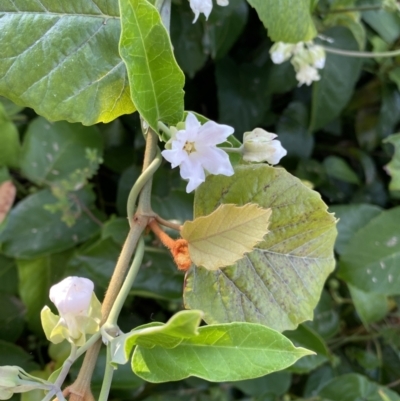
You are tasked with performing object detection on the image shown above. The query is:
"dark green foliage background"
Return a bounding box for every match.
[1,0,400,399]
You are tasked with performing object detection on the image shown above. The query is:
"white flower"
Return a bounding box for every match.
[189,0,213,22]
[307,44,326,69]
[42,276,101,345]
[243,128,287,164]
[50,276,93,317]
[269,42,296,64]
[162,113,234,193]
[294,64,321,86]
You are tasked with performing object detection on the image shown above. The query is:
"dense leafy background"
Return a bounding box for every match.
[1,0,400,399]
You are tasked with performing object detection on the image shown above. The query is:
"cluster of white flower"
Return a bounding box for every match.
[270,41,326,86]
[162,113,287,193]
[189,0,229,23]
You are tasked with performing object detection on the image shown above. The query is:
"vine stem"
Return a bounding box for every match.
[323,47,400,58]
[68,130,160,401]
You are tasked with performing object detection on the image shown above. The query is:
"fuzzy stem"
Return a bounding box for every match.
[106,236,145,326]
[323,47,400,58]
[148,219,176,249]
[155,215,182,231]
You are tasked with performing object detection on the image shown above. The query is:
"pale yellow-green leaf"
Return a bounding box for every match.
[181,203,271,271]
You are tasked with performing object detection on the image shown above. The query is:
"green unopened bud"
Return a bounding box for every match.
[41,277,102,346]
[243,128,287,165]
[0,366,51,400]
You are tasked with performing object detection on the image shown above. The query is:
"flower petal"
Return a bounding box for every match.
[162,149,187,168]
[196,146,234,176]
[198,121,234,146]
[180,157,205,193]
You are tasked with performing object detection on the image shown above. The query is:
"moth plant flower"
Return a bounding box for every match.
[0,366,52,400]
[41,276,102,346]
[189,0,229,23]
[162,112,234,193]
[270,41,326,86]
[243,128,287,165]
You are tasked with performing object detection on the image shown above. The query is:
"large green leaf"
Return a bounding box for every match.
[338,207,400,295]
[111,310,203,364]
[0,0,135,125]
[20,117,103,185]
[0,188,101,259]
[119,0,185,132]
[184,165,337,332]
[0,340,39,372]
[330,204,382,255]
[132,322,313,382]
[348,284,389,325]
[0,294,25,342]
[246,0,316,43]
[310,27,363,131]
[318,373,400,401]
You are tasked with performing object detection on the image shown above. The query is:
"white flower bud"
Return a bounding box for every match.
[0,366,51,400]
[50,276,94,317]
[269,42,296,64]
[189,0,213,23]
[307,44,326,69]
[216,0,229,5]
[42,276,101,346]
[243,128,287,165]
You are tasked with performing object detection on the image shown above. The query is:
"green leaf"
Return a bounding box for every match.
[184,164,337,332]
[338,207,400,295]
[119,0,185,132]
[0,340,39,372]
[384,133,400,193]
[233,372,291,398]
[17,252,70,335]
[318,373,400,401]
[323,156,361,185]
[132,322,313,382]
[170,2,207,78]
[284,324,330,374]
[246,0,316,43]
[0,294,25,342]
[182,204,271,271]
[111,310,203,364]
[362,9,400,44]
[0,188,101,258]
[348,284,389,325]
[307,290,340,340]
[330,204,382,254]
[276,101,314,160]
[206,0,249,60]
[0,105,21,168]
[215,58,270,134]
[20,117,103,186]
[0,255,18,295]
[0,1,135,125]
[310,27,363,131]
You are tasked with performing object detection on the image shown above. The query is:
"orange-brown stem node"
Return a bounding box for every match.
[148,219,192,271]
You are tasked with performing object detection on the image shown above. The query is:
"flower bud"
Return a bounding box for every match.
[269,42,296,64]
[0,366,51,400]
[307,44,326,69]
[243,129,287,165]
[41,277,102,346]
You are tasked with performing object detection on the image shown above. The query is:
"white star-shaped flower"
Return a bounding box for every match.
[162,113,234,193]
